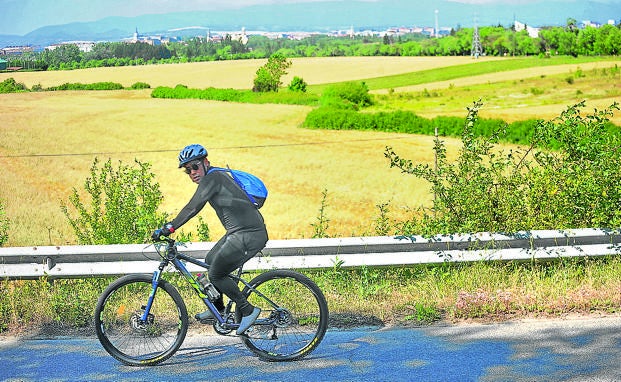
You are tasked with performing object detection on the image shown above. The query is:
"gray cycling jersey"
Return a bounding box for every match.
[170,167,266,233]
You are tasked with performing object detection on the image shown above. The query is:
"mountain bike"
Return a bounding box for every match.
[94,236,329,366]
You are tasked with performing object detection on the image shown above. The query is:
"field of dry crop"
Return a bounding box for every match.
[1,56,617,246]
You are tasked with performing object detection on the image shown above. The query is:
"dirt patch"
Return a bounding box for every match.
[1,310,616,340]
[328,312,385,329]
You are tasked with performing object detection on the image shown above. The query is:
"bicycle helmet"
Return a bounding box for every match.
[178,144,207,168]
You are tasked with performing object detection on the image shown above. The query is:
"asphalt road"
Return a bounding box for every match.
[1,315,620,381]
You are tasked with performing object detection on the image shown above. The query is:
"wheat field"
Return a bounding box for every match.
[0,56,502,89]
[0,88,462,246]
[0,56,614,246]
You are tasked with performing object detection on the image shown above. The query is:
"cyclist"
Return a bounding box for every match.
[152,144,267,335]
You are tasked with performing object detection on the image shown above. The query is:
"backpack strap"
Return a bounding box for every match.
[225,165,259,207]
[207,165,259,207]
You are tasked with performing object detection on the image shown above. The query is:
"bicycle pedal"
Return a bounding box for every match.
[194,312,215,324]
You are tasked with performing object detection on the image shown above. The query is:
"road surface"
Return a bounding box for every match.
[1,315,620,381]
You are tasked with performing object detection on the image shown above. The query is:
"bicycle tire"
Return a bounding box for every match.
[94,274,188,366]
[237,269,329,361]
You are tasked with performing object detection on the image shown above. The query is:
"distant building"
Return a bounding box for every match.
[514,20,540,38]
[46,41,95,52]
[0,46,34,55]
[581,20,602,28]
[229,27,249,45]
[124,27,166,45]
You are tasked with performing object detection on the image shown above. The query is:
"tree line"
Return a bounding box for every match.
[2,19,620,71]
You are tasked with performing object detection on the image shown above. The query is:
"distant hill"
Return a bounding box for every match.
[0,0,618,48]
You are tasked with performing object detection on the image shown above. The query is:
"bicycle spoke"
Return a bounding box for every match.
[95,275,188,366]
[240,270,328,361]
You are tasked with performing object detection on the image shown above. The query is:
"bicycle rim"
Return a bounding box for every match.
[94,274,188,366]
[239,269,329,361]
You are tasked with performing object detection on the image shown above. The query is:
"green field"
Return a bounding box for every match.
[1,56,620,247]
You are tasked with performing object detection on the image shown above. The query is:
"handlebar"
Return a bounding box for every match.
[152,236,178,260]
[153,236,176,245]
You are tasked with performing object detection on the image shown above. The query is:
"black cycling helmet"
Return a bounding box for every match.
[178,144,207,168]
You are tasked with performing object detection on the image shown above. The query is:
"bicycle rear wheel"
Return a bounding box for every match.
[238,269,329,361]
[94,274,188,366]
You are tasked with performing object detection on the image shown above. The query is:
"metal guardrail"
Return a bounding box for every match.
[1,228,620,279]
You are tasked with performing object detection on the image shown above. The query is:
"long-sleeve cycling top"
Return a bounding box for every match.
[170,167,265,234]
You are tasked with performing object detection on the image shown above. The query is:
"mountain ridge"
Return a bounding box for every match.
[0,0,618,48]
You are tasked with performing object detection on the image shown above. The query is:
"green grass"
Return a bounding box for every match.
[2,256,620,334]
[370,65,621,116]
[315,256,621,324]
[307,56,618,93]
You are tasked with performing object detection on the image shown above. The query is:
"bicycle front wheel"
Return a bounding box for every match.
[238,269,329,361]
[94,274,188,366]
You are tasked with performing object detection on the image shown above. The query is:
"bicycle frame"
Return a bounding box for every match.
[95,237,329,365]
[142,239,280,329]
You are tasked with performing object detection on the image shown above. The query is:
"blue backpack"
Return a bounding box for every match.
[208,166,267,208]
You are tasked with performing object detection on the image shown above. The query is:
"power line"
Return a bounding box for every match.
[0,136,416,159]
[0,148,179,159]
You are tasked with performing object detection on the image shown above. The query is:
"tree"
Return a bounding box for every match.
[252,53,292,92]
[515,30,539,55]
[41,44,82,69]
[577,26,598,55]
[594,24,621,55]
[566,18,579,33]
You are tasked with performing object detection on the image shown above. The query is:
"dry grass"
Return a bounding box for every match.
[1,56,617,247]
[0,56,502,89]
[0,88,462,246]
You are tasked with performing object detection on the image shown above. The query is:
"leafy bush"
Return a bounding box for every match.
[320,81,373,110]
[386,100,621,235]
[60,158,167,244]
[47,82,124,91]
[130,82,151,89]
[303,103,621,147]
[150,85,319,105]
[0,199,8,246]
[288,76,308,92]
[0,77,28,93]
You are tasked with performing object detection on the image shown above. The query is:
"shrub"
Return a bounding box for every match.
[320,81,372,110]
[130,82,150,89]
[288,76,307,92]
[386,100,621,235]
[530,87,544,95]
[60,158,168,244]
[47,82,123,91]
[303,107,367,130]
[0,77,28,93]
[150,85,319,106]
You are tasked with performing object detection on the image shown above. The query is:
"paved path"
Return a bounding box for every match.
[1,315,620,381]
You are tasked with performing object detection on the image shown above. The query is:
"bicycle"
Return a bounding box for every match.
[94,236,329,366]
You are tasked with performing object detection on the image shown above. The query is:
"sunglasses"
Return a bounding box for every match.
[183,161,202,174]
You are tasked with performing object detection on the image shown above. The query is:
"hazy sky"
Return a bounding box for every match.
[0,0,618,35]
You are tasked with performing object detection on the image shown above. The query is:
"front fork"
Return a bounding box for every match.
[140,261,166,322]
